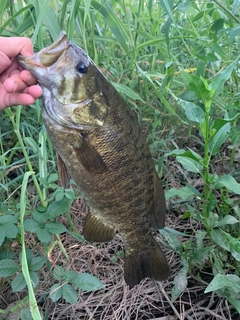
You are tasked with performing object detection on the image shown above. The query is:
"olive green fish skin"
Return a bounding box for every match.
[18,31,170,286]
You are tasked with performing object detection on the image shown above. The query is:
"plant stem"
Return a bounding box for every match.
[202,106,211,231]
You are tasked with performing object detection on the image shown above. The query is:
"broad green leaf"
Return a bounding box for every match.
[171,261,188,302]
[192,246,215,264]
[50,284,63,302]
[0,259,19,277]
[230,241,240,261]
[20,308,33,320]
[4,223,18,239]
[29,271,39,288]
[177,0,191,11]
[167,149,186,156]
[74,273,104,292]
[176,156,203,173]
[20,248,33,266]
[0,251,15,260]
[210,229,231,251]
[24,219,40,232]
[36,228,52,243]
[195,230,207,248]
[215,175,240,194]
[215,215,239,227]
[162,227,190,237]
[180,72,214,102]
[211,116,240,131]
[47,173,58,184]
[227,25,240,42]
[65,189,75,200]
[210,18,224,32]
[227,297,240,314]
[167,148,202,161]
[0,215,18,224]
[29,256,45,271]
[160,229,182,251]
[55,189,65,201]
[178,100,205,124]
[12,270,38,292]
[210,56,240,96]
[11,272,26,292]
[32,208,48,224]
[45,222,67,234]
[165,186,196,200]
[53,266,65,281]
[46,198,72,219]
[112,82,144,102]
[208,123,230,155]
[65,270,78,283]
[205,274,240,293]
[62,283,78,304]
[0,227,5,246]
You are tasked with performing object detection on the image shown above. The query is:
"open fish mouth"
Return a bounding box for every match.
[18,31,69,69]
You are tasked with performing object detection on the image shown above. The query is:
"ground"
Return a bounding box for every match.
[0,196,238,320]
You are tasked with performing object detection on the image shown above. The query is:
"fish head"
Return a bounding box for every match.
[18,31,99,104]
[18,31,108,129]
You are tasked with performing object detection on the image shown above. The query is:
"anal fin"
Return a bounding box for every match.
[83,212,115,242]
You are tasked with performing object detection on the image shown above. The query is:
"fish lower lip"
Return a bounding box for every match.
[17,54,37,69]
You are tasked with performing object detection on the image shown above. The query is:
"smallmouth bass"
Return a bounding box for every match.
[18,31,170,286]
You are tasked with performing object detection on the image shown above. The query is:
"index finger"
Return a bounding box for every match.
[0,36,34,58]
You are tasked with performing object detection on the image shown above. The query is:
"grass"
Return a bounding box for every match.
[0,0,240,319]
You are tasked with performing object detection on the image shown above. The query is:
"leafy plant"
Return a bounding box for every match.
[24,197,72,243]
[164,59,240,306]
[0,248,45,292]
[49,265,104,304]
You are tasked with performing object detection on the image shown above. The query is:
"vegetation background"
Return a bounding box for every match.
[0,0,240,319]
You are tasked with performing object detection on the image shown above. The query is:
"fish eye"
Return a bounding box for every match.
[76,62,88,74]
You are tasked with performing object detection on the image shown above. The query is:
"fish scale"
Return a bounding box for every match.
[18,31,170,286]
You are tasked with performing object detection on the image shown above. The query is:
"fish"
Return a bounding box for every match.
[18,31,170,286]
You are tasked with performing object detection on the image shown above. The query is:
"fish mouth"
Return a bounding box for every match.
[18,30,69,69]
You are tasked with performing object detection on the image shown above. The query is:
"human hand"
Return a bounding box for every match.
[0,36,42,110]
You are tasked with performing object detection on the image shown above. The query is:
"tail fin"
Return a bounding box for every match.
[124,240,170,286]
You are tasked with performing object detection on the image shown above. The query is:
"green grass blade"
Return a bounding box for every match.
[91,0,131,53]
[20,172,42,320]
[30,0,61,44]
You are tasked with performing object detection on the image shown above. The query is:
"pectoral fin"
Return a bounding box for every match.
[57,153,70,188]
[83,212,115,242]
[71,137,106,174]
